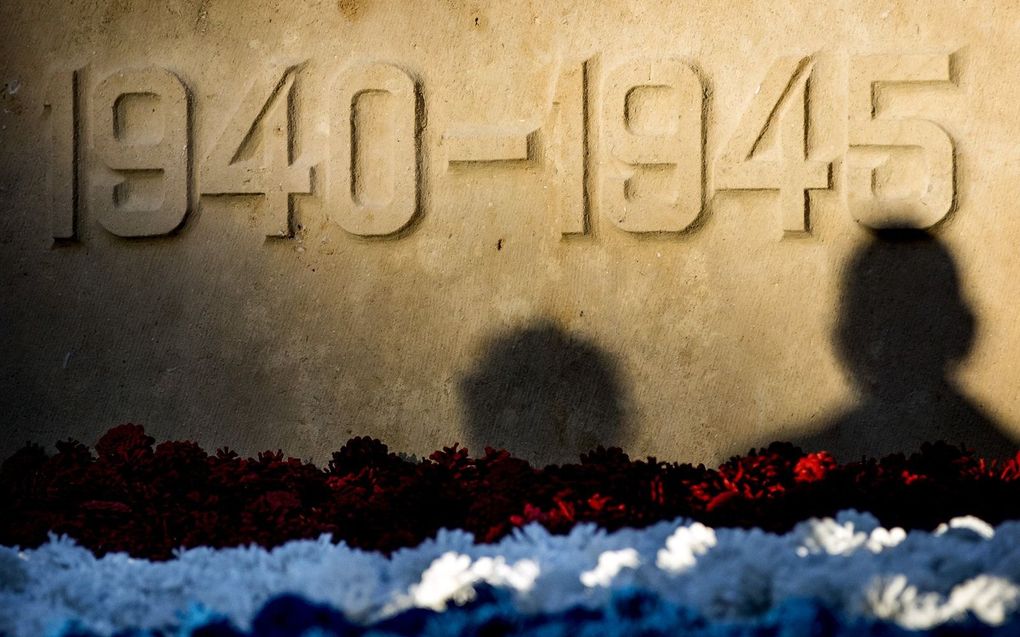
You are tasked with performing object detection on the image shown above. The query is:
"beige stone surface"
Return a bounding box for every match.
[1,0,1019,465]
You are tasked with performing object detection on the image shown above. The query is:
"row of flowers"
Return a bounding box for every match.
[5,512,1020,636]
[51,591,1020,637]
[4,425,1020,558]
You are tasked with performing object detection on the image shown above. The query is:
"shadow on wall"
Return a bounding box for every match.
[458,321,631,466]
[788,229,1017,461]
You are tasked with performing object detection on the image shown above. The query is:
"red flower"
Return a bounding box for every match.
[2,425,1019,559]
[795,452,837,483]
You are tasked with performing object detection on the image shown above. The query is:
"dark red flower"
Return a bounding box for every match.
[795,452,837,483]
[2,425,1019,559]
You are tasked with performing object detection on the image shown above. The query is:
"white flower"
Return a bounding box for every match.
[7,514,1020,637]
[935,516,996,540]
[580,549,640,587]
[409,552,476,610]
[407,552,540,611]
[656,522,716,572]
[867,574,1020,629]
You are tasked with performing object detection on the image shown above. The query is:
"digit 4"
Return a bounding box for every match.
[202,63,313,237]
[715,56,831,235]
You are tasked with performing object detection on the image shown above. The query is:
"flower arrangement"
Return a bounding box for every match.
[6,511,1020,636]
[3,424,1020,558]
[4,425,1020,636]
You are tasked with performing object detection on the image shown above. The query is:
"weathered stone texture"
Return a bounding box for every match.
[1,1,1018,464]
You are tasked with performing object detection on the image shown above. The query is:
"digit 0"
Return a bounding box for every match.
[327,62,420,237]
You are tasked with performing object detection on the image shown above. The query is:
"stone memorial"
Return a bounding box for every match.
[1,0,1018,464]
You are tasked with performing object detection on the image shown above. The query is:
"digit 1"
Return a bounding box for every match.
[44,69,80,240]
[545,59,590,237]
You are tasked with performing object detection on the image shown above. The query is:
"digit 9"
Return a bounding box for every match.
[90,67,190,237]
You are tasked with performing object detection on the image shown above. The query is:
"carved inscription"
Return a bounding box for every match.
[544,61,589,236]
[445,126,536,165]
[328,63,420,237]
[847,54,956,229]
[90,68,190,237]
[43,69,80,240]
[42,52,961,245]
[715,57,831,234]
[202,63,312,238]
[444,59,590,236]
[601,58,704,233]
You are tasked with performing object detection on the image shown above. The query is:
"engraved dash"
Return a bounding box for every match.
[445,124,537,165]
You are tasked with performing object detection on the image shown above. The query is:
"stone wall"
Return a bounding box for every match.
[1,0,1018,464]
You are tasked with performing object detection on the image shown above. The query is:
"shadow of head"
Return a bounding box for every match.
[761,227,1018,461]
[837,229,975,399]
[458,321,629,464]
